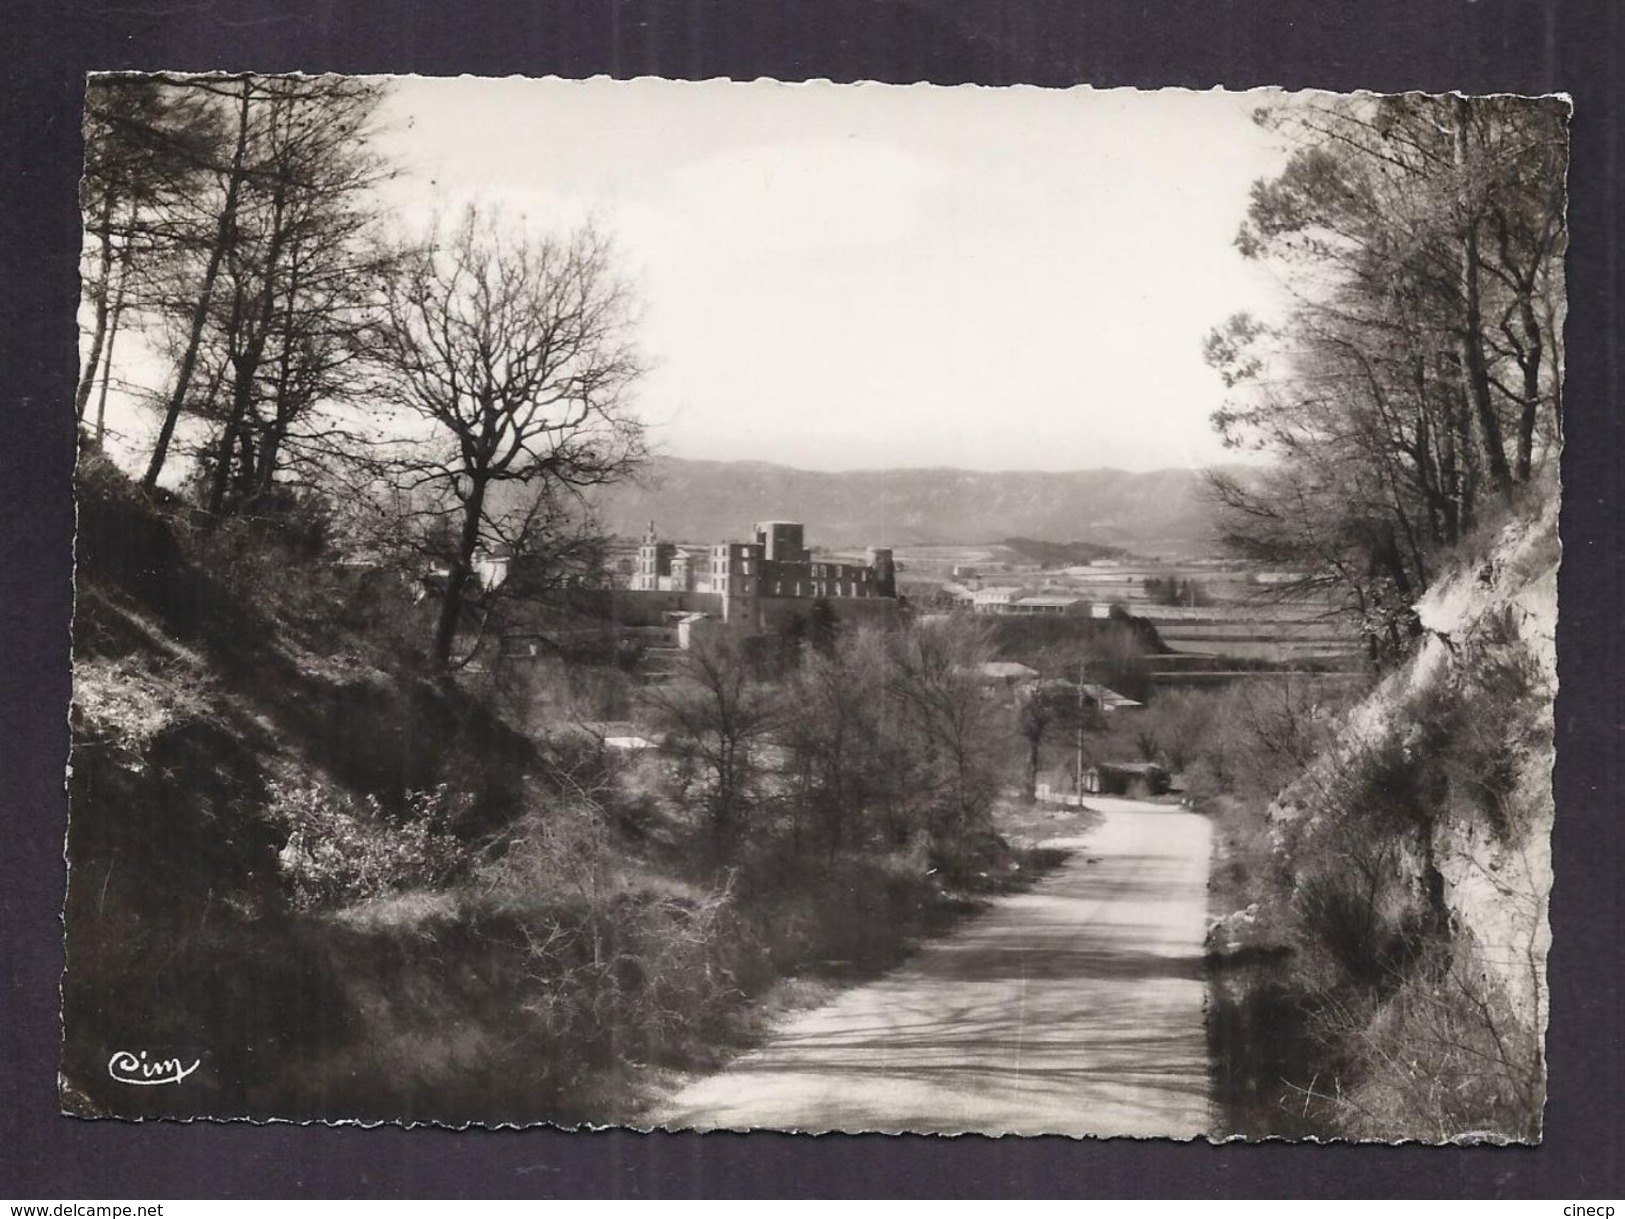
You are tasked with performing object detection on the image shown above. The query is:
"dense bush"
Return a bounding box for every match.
[1318,940,1544,1142]
[269,779,467,911]
[464,800,754,1081]
[1142,575,1211,607]
[1409,617,1550,843]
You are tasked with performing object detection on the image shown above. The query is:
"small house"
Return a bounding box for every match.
[1080,683,1143,714]
[671,611,713,650]
[1081,761,1171,798]
[972,586,1027,613]
[976,661,1040,686]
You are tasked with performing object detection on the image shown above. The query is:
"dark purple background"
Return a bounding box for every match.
[3,0,1620,1199]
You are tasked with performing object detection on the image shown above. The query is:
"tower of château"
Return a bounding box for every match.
[634,520,675,590]
[867,547,896,598]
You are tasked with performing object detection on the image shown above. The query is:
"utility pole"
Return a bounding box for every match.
[1076,658,1087,797]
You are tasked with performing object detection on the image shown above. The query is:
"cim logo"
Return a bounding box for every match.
[107,1050,200,1087]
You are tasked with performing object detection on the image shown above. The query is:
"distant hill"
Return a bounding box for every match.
[587,458,1227,556]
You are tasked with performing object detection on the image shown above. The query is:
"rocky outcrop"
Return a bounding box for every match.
[1270,497,1557,1028]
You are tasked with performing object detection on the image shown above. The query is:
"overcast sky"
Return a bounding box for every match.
[370,78,1293,473]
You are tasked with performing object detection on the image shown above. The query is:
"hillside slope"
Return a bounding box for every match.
[65,456,548,1118]
[63,456,1048,1125]
[584,457,1226,553]
[1255,496,1558,1140]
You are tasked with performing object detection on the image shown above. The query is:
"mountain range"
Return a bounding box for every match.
[588,457,1231,556]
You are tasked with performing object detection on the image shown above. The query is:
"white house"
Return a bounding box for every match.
[972,586,1027,613]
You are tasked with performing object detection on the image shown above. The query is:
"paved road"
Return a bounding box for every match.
[653,797,1214,1137]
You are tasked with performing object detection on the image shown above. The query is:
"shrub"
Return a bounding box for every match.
[470,799,754,1074]
[269,779,466,911]
[73,655,213,756]
[189,486,337,596]
[1409,621,1550,844]
[1293,859,1430,992]
[1211,628,1550,1139]
[1314,940,1544,1142]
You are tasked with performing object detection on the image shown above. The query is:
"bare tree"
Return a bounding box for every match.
[372,207,646,667]
[885,618,1007,861]
[1012,644,1102,799]
[642,632,781,857]
[783,625,901,859]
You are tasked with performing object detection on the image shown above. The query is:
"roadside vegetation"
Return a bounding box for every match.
[66,73,1076,1123]
[66,77,1562,1138]
[1194,93,1564,1142]
[68,450,1069,1123]
[1197,512,1555,1142]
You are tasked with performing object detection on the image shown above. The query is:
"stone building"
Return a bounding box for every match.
[630,519,896,625]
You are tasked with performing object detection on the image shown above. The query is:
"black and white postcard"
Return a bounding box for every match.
[64,76,1565,1140]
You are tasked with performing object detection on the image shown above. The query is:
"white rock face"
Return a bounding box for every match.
[1270,497,1557,1029]
[1417,502,1558,1030]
